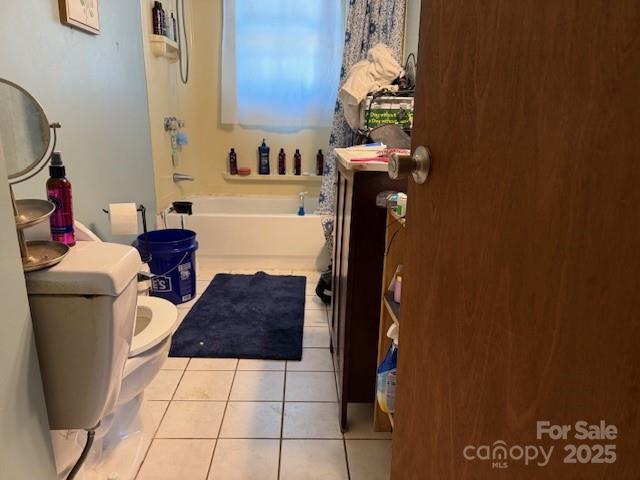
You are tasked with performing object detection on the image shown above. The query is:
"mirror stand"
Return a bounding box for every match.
[1,78,69,272]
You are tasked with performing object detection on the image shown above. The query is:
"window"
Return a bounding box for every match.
[221,0,343,129]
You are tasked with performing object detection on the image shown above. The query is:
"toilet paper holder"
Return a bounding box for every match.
[102,204,152,263]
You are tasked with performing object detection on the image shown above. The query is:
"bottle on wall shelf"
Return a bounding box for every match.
[228,147,238,175]
[171,13,177,42]
[278,148,286,175]
[164,8,173,39]
[293,149,302,176]
[46,152,75,247]
[165,12,173,41]
[152,1,164,35]
[316,149,324,176]
[258,139,270,175]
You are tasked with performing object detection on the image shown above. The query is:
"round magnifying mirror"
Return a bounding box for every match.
[0,78,51,182]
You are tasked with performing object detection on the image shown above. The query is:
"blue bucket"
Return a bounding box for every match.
[135,229,198,305]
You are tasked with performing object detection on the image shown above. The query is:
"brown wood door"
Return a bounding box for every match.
[392,1,640,478]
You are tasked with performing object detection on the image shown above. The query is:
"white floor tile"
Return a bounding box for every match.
[280,440,349,480]
[287,348,334,372]
[137,439,215,480]
[283,403,342,439]
[145,370,182,401]
[285,372,337,402]
[156,401,225,439]
[237,359,286,371]
[344,403,392,439]
[306,295,329,310]
[209,439,279,480]
[297,270,321,284]
[229,371,285,401]
[303,326,331,348]
[261,269,294,275]
[176,280,211,310]
[220,402,282,438]
[145,400,170,435]
[161,357,189,371]
[175,309,190,328]
[173,370,234,401]
[346,440,392,480]
[187,358,238,371]
[197,261,228,279]
[304,309,328,326]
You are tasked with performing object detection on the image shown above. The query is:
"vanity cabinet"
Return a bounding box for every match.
[330,149,406,430]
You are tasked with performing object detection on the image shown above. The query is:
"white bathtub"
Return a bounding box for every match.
[164,195,330,270]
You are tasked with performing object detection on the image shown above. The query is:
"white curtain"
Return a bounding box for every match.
[221,0,344,129]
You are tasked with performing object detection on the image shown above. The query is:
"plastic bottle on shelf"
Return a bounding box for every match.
[152,1,164,35]
[316,149,324,176]
[228,148,238,175]
[278,148,286,175]
[293,149,302,176]
[258,139,270,175]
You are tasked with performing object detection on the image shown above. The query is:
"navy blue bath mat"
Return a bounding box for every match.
[169,272,306,360]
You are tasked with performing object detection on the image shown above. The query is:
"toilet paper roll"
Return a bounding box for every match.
[109,203,139,235]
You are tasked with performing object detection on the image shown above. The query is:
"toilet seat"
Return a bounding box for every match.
[130,296,178,357]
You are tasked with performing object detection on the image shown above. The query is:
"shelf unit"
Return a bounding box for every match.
[373,208,406,432]
[149,34,178,62]
[383,291,401,325]
[221,172,323,183]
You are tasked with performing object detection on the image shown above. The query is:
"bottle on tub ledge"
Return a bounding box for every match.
[293,149,302,176]
[278,148,286,175]
[258,138,270,175]
[228,147,238,175]
[316,149,324,176]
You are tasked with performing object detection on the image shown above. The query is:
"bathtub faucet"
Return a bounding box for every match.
[173,173,194,183]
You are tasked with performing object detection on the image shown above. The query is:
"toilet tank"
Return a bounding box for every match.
[25,241,142,430]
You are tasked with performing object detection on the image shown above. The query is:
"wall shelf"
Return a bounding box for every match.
[373,209,407,433]
[383,292,401,325]
[149,34,178,62]
[389,208,406,227]
[221,172,323,183]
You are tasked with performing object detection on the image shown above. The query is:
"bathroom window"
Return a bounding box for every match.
[221,0,344,129]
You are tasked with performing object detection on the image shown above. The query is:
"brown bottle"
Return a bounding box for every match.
[278,148,286,175]
[293,149,302,176]
[316,149,324,176]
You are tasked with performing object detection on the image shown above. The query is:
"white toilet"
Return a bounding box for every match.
[26,237,178,479]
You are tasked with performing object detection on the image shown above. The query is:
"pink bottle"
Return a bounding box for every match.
[46,152,75,246]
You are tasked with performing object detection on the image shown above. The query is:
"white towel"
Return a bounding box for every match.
[339,44,404,129]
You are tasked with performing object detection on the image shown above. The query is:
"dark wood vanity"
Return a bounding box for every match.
[330,148,407,430]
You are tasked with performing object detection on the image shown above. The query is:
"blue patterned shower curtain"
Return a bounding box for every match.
[317,0,407,250]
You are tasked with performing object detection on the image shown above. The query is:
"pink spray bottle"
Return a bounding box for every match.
[46,152,75,246]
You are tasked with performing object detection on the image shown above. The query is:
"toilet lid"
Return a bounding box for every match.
[131,296,178,356]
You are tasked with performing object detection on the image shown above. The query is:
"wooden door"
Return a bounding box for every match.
[392,1,640,478]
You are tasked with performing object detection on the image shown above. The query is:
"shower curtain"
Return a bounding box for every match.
[317,0,407,250]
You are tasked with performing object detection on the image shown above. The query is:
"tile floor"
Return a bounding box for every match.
[136,264,392,480]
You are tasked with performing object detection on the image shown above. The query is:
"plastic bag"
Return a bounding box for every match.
[376,343,397,414]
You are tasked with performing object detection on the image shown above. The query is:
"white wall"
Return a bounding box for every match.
[404,0,421,59]
[0,158,57,478]
[0,0,156,242]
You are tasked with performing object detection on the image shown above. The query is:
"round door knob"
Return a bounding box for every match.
[388,146,431,184]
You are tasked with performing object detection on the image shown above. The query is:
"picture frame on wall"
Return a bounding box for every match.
[58,0,101,35]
